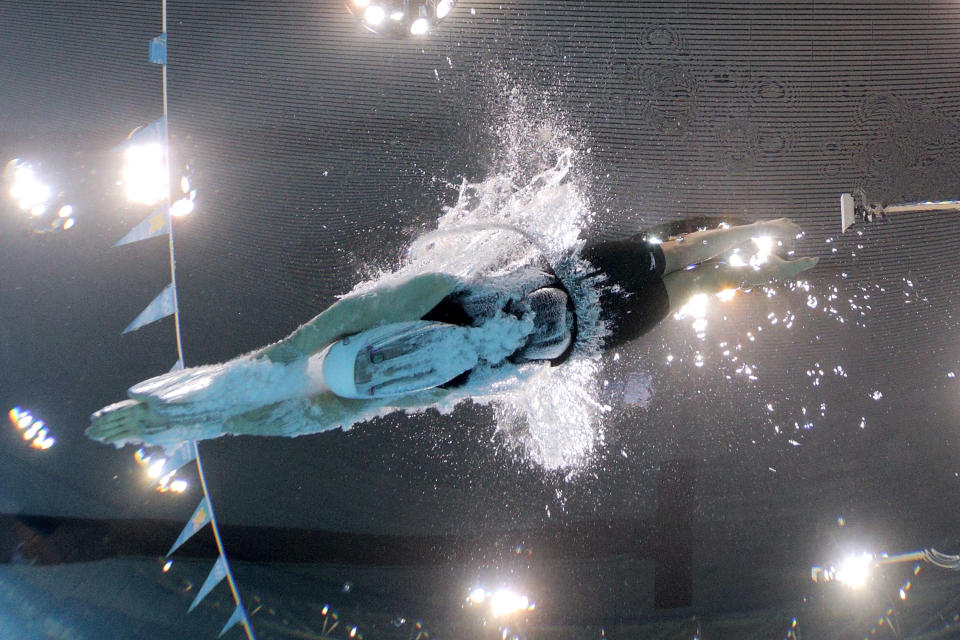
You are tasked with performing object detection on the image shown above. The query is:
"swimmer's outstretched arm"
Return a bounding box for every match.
[256,272,463,363]
[663,253,818,307]
[659,218,803,274]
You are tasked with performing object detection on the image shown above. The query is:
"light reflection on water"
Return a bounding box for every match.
[7,406,55,450]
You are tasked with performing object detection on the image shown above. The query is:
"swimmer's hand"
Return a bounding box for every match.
[742,254,819,287]
[754,217,804,240]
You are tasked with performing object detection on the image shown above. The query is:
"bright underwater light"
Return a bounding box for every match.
[8,407,55,450]
[467,585,535,618]
[468,587,487,604]
[835,552,873,589]
[489,589,530,618]
[811,552,874,589]
[410,17,429,34]
[813,548,960,590]
[118,128,197,217]
[346,0,456,37]
[3,159,78,233]
[363,5,386,25]
[134,447,188,494]
[5,159,52,213]
[171,198,195,217]
[123,143,168,205]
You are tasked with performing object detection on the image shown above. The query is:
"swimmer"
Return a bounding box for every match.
[86,218,817,448]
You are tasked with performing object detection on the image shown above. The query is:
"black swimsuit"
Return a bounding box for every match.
[579,235,670,350]
[422,265,577,367]
[422,235,669,373]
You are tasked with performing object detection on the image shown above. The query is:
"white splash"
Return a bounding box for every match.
[346,96,607,470]
[399,151,606,470]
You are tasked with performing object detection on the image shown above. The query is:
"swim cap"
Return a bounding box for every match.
[514,287,574,362]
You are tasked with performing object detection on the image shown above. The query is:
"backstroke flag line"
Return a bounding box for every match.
[168,497,212,557]
[164,440,197,475]
[220,605,250,638]
[123,283,175,334]
[190,556,228,612]
[114,206,170,247]
[110,14,256,639]
[129,116,165,145]
[111,116,166,151]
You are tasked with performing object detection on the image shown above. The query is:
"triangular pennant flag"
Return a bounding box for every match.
[149,33,167,65]
[128,117,166,145]
[113,117,166,151]
[170,359,184,372]
[114,206,169,247]
[163,441,196,475]
[218,604,249,637]
[190,556,228,612]
[123,283,175,334]
[167,497,212,557]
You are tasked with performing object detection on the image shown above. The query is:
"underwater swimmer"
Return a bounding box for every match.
[87,218,817,448]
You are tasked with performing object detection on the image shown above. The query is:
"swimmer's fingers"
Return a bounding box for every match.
[739,255,817,288]
[765,254,818,280]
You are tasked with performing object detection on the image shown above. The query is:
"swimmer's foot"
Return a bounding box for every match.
[743,254,818,286]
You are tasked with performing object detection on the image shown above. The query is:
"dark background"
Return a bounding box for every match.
[2,1,960,638]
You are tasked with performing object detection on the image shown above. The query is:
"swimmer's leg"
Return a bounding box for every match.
[660,218,802,274]
[663,254,818,307]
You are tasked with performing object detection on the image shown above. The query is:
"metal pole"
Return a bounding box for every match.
[882,202,960,215]
[875,550,927,566]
